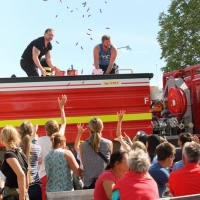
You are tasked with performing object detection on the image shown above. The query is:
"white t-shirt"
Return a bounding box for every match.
[37,126,65,179]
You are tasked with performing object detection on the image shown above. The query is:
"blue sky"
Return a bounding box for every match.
[0,0,171,87]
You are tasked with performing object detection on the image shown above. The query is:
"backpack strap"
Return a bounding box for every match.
[86,140,109,164]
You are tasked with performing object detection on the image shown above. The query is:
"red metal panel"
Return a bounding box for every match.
[0,84,152,143]
[0,86,150,120]
[192,81,200,134]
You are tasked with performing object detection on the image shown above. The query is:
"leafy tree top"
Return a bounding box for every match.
[157,0,200,73]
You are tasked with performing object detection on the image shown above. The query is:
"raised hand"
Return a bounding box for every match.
[193,135,200,144]
[117,110,126,121]
[122,132,130,141]
[33,124,39,139]
[114,134,123,142]
[58,95,67,109]
[77,123,87,135]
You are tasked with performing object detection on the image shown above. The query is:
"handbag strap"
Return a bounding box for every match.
[86,140,109,164]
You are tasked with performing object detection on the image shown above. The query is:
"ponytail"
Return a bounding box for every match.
[105,163,112,170]
[19,121,32,160]
[20,133,31,183]
[105,150,128,171]
[19,121,33,183]
[21,135,31,161]
[50,134,55,143]
[88,118,103,152]
[91,131,101,152]
[50,132,66,149]
[9,140,21,152]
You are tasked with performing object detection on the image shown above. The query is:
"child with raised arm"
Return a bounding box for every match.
[115,110,133,151]
[72,124,86,190]
[37,95,67,200]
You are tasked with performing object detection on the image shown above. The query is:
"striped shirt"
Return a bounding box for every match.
[29,139,42,185]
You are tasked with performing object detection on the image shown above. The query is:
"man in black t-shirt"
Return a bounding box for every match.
[20,28,60,77]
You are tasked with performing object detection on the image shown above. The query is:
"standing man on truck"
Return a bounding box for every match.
[20,28,60,77]
[93,35,118,74]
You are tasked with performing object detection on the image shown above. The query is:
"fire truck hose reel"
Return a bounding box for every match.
[177,88,187,116]
[168,87,182,115]
[168,87,187,117]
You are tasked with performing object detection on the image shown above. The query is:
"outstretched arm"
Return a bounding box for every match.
[74,124,87,153]
[58,95,67,135]
[116,110,126,137]
[106,46,118,74]
[45,50,60,72]
[115,135,131,152]
[32,46,46,76]
[123,132,133,146]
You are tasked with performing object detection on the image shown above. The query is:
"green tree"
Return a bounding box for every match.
[157,0,200,73]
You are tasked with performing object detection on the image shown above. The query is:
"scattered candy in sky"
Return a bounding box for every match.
[50,1,112,47]
[82,2,87,7]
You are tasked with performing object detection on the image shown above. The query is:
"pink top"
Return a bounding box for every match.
[94,169,116,200]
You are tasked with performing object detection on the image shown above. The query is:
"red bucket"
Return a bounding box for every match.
[55,70,67,76]
[67,70,78,76]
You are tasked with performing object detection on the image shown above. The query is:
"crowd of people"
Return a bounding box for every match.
[1,95,200,200]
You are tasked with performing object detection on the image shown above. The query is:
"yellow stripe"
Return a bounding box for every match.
[0,113,151,127]
[43,67,51,70]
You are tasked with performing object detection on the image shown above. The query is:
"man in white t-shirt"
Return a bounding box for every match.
[37,95,67,200]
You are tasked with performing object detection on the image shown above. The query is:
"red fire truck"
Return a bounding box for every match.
[0,73,153,146]
[151,64,200,137]
[1,64,200,148]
